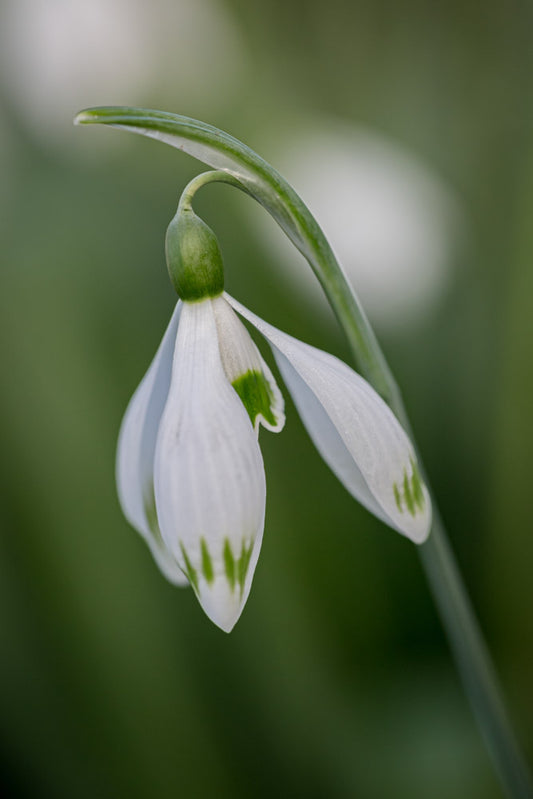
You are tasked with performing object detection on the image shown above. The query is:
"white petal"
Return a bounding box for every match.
[116,302,188,585]
[226,293,431,543]
[154,299,266,632]
[211,295,284,433]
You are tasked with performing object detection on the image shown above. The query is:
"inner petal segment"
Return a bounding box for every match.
[212,296,284,433]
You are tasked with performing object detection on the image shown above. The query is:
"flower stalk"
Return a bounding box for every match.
[75,106,532,797]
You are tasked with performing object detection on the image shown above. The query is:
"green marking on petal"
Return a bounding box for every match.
[393,482,403,513]
[403,469,416,516]
[201,538,214,584]
[144,486,158,533]
[237,541,253,594]
[409,457,425,511]
[232,370,277,428]
[224,539,236,591]
[180,543,199,593]
[143,484,166,546]
[394,463,426,517]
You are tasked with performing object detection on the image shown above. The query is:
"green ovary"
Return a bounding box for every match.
[232,370,277,428]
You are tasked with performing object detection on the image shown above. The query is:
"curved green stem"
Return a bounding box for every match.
[421,517,532,798]
[74,106,398,405]
[75,106,532,797]
[178,169,242,212]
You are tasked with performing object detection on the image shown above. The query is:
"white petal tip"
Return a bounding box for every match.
[252,409,286,435]
[177,536,257,633]
[197,577,248,633]
[405,518,432,545]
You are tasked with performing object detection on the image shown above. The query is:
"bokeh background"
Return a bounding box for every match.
[1,1,532,797]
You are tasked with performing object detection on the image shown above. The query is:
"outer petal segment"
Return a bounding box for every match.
[116,302,188,584]
[227,294,431,544]
[154,299,267,632]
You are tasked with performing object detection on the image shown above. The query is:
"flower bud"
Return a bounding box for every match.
[165,206,224,301]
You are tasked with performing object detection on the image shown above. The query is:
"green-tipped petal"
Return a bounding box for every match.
[154,299,266,632]
[226,293,431,544]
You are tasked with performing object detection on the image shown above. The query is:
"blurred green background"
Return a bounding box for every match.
[1,1,532,797]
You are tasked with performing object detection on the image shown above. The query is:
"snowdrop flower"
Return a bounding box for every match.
[117,199,431,632]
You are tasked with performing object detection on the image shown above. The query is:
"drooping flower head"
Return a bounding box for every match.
[117,185,431,632]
